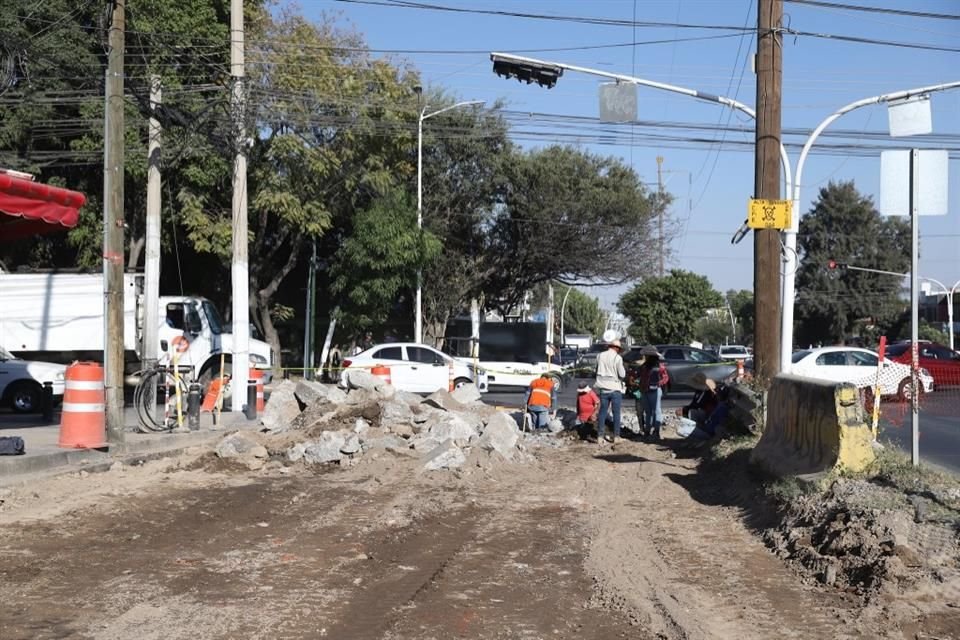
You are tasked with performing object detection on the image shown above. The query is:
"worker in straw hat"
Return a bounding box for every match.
[679,371,719,427]
[594,337,626,447]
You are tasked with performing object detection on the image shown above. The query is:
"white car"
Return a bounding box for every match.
[718,344,751,361]
[790,347,934,399]
[342,343,487,394]
[0,346,66,413]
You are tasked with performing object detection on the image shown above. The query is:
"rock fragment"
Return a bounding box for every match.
[423,439,467,471]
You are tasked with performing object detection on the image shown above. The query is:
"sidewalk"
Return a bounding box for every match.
[0,407,259,486]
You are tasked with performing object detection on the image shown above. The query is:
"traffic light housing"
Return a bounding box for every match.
[491,54,563,89]
[827,260,848,270]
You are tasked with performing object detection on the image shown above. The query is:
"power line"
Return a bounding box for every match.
[784,0,960,21]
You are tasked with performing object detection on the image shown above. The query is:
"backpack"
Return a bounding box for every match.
[0,436,26,456]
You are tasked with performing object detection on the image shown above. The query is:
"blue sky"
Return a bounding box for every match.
[288,0,959,310]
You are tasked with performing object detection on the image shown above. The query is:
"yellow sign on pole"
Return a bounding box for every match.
[747,198,792,230]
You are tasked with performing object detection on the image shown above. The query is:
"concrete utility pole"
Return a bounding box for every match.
[753,0,783,382]
[656,155,665,277]
[230,0,250,412]
[103,0,125,443]
[143,75,161,402]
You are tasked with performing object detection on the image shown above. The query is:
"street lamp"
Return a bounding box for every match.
[779,80,960,372]
[920,277,960,352]
[415,97,484,344]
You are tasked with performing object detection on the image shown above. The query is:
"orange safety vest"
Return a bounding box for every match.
[527,377,553,409]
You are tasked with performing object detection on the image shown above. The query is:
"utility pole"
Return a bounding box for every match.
[303,240,316,380]
[656,155,665,277]
[143,75,161,410]
[753,0,783,382]
[230,0,250,412]
[103,0,125,443]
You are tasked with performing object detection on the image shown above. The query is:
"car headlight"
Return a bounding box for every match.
[477,367,486,375]
[920,368,931,377]
[249,354,268,365]
[55,371,65,381]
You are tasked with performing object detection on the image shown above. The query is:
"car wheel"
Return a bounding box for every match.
[897,377,924,402]
[9,381,42,414]
[549,375,562,394]
[453,377,473,390]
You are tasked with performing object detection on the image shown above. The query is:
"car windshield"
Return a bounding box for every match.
[202,300,223,335]
[721,346,748,355]
[791,350,811,364]
[0,346,14,360]
[884,344,909,357]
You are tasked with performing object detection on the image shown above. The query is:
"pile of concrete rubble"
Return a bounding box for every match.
[214,369,565,472]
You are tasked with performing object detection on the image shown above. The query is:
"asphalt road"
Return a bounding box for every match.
[877,391,960,473]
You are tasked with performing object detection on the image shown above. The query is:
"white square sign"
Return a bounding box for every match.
[880,149,948,216]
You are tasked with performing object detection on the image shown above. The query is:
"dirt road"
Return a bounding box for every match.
[0,435,947,639]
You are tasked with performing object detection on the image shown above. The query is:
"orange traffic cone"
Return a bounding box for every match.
[201,375,230,412]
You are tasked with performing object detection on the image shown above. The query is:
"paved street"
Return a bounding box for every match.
[877,391,960,473]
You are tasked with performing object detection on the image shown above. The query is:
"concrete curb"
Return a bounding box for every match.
[0,428,241,487]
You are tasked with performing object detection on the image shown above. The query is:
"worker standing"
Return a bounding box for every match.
[525,373,556,430]
[594,338,626,447]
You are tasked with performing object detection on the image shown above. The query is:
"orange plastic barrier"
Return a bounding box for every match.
[448,362,455,392]
[200,374,229,412]
[58,362,106,449]
[371,364,391,386]
[250,368,265,412]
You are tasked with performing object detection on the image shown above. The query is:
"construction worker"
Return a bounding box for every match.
[525,373,556,430]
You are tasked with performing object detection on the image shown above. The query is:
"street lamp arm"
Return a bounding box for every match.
[780,79,960,371]
[421,100,484,122]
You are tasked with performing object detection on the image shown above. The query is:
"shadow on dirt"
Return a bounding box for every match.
[662,445,783,532]
[594,452,682,467]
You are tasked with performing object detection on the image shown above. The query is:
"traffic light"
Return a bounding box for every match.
[491,54,563,89]
[827,260,848,270]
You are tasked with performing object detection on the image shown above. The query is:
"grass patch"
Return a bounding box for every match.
[866,446,960,494]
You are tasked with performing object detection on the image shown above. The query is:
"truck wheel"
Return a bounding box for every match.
[453,377,473,390]
[549,375,562,394]
[9,381,42,414]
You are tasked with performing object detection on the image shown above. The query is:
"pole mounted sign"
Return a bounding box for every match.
[747,198,791,230]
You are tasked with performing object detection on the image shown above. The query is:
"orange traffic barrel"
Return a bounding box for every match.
[371,364,391,386]
[249,368,265,412]
[59,362,106,449]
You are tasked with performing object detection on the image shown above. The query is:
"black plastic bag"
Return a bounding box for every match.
[0,436,26,455]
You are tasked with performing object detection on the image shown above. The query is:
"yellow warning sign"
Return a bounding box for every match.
[748,199,792,230]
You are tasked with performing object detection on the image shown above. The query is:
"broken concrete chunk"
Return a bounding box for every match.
[294,379,347,409]
[478,412,519,460]
[363,435,411,453]
[287,442,306,462]
[422,389,466,413]
[389,423,415,439]
[303,431,346,464]
[380,400,414,430]
[451,383,482,404]
[341,433,362,455]
[342,370,395,400]
[215,432,262,458]
[427,412,478,444]
[260,379,301,433]
[547,418,564,434]
[423,439,467,471]
[354,417,371,434]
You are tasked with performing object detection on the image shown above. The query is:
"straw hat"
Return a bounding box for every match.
[608,339,622,349]
[691,371,717,391]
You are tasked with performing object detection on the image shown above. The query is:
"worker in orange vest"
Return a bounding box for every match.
[525,373,557,430]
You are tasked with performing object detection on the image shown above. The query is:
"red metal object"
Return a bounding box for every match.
[0,172,86,241]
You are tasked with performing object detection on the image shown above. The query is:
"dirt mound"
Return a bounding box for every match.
[763,472,960,601]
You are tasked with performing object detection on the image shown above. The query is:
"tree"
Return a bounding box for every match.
[527,282,606,340]
[726,289,754,342]
[693,315,735,346]
[486,145,662,316]
[794,181,909,346]
[618,269,723,344]
[330,188,440,333]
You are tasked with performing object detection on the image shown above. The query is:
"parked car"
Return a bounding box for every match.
[621,344,739,393]
[0,346,66,413]
[790,346,934,399]
[341,343,487,394]
[550,347,580,369]
[885,341,960,388]
[717,344,751,361]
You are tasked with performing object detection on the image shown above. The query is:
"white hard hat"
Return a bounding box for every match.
[602,329,618,343]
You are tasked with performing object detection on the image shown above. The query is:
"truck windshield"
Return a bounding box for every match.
[203,301,224,335]
[0,346,14,360]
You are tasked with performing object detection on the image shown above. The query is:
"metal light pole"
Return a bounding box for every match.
[780,80,960,372]
[920,277,960,352]
[415,99,484,344]
[559,286,572,346]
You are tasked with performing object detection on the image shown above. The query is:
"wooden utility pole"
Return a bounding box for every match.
[656,155,665,277]
[143,75,161,390]
[103,0,125,443]
[753,0,783,381]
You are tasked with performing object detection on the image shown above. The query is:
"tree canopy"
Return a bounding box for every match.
[794,181,909,346]
[618,269,723,344]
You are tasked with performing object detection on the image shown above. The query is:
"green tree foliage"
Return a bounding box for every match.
[331,189,440,332]
[618,269,723,344]
[693,315,736,346]
[794,181,909,346]
[726,288,754,342]
[418,98,510,344]
[487,146,661,315]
